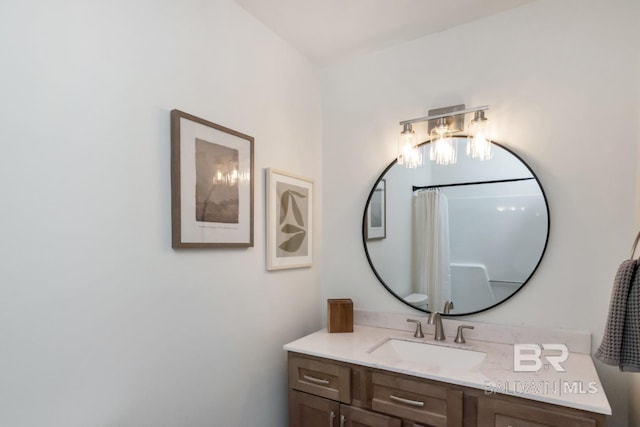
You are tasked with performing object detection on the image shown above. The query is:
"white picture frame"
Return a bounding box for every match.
[266,168,313,270]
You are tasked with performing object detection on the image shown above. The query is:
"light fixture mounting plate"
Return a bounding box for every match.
[427,104,465,134]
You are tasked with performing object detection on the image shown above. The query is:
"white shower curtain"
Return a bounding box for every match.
[413,189,452,311]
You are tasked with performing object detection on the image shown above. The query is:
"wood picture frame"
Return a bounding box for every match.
[365,179,386,240]
[171,109,254,248]
[266,168,313,270]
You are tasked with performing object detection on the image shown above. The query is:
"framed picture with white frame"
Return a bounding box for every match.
[266,168,313,270]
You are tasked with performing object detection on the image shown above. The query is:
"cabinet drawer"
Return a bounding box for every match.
[477,396,598,427]
[289,353,351,403]
[371,372,463,427]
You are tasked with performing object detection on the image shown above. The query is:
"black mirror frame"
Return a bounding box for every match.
[362,138,551,316]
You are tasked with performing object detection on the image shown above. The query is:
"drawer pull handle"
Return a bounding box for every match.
[303,374,330,385]
[340,414,346,427]
[329,411,336,426]
[389,394,425,407]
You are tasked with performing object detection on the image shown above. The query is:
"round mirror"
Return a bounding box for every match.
[363,138,549,315]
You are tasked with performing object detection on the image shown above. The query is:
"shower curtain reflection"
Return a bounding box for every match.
[413,189,451,311]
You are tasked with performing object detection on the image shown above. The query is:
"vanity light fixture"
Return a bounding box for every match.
[397,123,423,168]
[429,117,456,165]
[398,104,492,166]
[467,110,492,161]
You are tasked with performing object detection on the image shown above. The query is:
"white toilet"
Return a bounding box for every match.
[403,293,428,310]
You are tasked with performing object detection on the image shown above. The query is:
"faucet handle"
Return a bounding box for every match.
[454,325,474,344]
[406,319,424,338]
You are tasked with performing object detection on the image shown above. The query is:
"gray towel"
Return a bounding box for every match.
[620,270,640,371]
[594,259,638,369]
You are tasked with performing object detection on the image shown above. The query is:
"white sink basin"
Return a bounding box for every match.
[368,339,486,370]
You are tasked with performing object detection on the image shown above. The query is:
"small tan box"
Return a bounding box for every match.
[327,299,354,333]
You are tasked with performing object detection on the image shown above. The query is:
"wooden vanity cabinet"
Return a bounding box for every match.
[287,352,605,427]
[288,353,459,427]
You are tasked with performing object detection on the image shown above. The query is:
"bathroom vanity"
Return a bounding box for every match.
[284,314,610,427]
[298,115,611,427]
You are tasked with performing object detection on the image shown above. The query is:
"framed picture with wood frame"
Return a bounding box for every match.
[365,179,386,240]
[266,168,313,270]
[171,109,254,248]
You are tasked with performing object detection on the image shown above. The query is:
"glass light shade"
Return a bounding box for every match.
[467,111,493,161]
[397,123,423,168]
[429,121,456,165]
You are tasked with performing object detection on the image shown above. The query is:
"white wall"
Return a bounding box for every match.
[0,1,323,426]
[631,34,640,426]
[321,0,639,425]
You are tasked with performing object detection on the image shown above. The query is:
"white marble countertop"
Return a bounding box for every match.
[284,324,611,415]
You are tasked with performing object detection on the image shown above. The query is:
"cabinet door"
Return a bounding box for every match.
[289,390,340,427]
[340,404,401,427]
[477,396,599,427]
